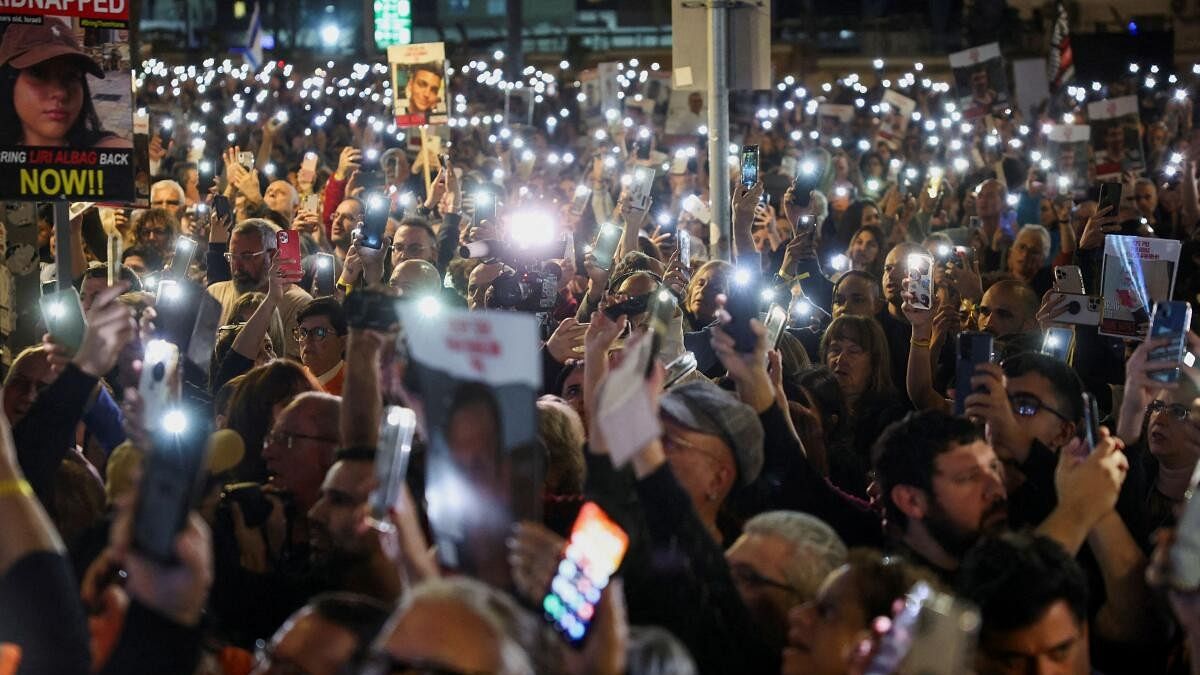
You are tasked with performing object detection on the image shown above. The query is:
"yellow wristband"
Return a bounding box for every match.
[0,479,32,498]
[910,338,932,349]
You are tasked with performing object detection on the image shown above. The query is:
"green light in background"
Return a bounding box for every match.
[375,0,412,49]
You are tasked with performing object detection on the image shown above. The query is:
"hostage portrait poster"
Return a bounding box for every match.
[388,41,449,128]
[0,0,134,202]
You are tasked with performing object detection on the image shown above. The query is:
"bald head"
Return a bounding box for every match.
[980,280,1039,337]
[265,180,300,219]
[390,259,441,296]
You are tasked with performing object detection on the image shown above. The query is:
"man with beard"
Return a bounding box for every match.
[208,219,313,359]
[872,410,1009,581]
[307,448,402,603]
[328,197,363,261]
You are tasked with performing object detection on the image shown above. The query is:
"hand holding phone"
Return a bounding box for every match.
[907,253,934,310]
[40,288,87,357]
[723,268,761,353]
[955,332,994,416]
[741,144,760,188]
[542,503,629,646]
[590,223,623,272]
[275,230,303,279]
[367,406,418,531]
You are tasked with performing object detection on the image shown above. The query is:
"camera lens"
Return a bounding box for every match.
[152,361,166,382]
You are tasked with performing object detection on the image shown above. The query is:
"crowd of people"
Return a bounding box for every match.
[1,43,1200,675]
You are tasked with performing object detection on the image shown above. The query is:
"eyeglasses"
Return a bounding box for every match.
[253,644,315,675]
[661,429,726,464]
[224,250,266,263]
[360,652,490,675]
[293,326,336,342]
[262,430,338,450]
[1009,394,1070,422]
[730,565,800,595]
[392,242,430,256]
[1148,399,1192,421]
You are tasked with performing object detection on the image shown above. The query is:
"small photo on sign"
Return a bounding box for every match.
[388,41,449,128]
[1087,96,1145,180]
[949,42,1011,120]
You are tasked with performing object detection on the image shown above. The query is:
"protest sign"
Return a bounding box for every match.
[1099,234,1181,339]
[0,7,134,202]
[388,41,448,128]
[817,103,854,138]
[876,90,915,150]
[397,303,543,589]
[949,42,1011,119]
[1088,96,1145,179]
[1047,124,1090,192]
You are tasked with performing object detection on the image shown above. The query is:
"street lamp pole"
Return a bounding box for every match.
[707,1,731,261]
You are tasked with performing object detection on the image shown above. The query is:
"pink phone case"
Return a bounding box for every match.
[276,231,302,278]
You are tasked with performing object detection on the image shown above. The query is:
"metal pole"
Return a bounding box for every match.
[54,201,71,293]
[706,1,731,262]
[506,0,524,81]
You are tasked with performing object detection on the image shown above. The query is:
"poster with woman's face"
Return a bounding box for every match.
[1087,96,1145,180]
[388,42,449,128]
[0,7,135,202]
[949,42,1011,120]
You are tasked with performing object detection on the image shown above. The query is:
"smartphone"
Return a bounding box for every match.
[635,140,652,161]
[1098,181,1123,216]
[304,193,320,214]
[670,152,689,175]
[724,269,760,353]
[132,424,207,563]
[139,339,180,426]
[603,293,649,321]
[301,151,318,175]
[237,151,255,171]
[663,352,698,389]
[344,289,399,331]
[212,194,232,222]
[740,144,760,188]
[907,253,935,310]
[1148,301,1193,383]
[764,303,788,348]
[1040,326,1075,363]
[472,189,498,224]
[1169,464,1200,590]
[953,246,974,271]
[169,236,196,280]
[591,223,623,272]
[1053,265,1085,294]
[955,332,995,416]
[628,167,655,211]
[864,581,981,675]
[645,286,677,375]
[1081,391,1101,453]
[107,232,123,286]
[40,288,87,357]
[360,191,389,250]
[542,502,630,647]
[1055,293,1102,326]
[367,406,418,530]
[313,253,336,297]
[275,230,303,277]
[158,119,174,145]
[926,166,945,200]
[678,229,692,269]
[570,185,593,217]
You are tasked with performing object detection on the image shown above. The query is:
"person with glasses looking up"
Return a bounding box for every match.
[208,219,312,359]
[249,592,389,675]
[1117,331,1200,536]
[149,179,186,220]
[294,297,347,396]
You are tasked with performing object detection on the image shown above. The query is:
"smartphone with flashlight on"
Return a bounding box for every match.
[360,190,389,250]
[313,253,336,297]
[473,188,498,224]
[139,339,180,429]
[366,406,418,531]
[724,268,760,353]
[628,167,655,211]
[741,144,760,188]
[907,252,935,310]
[542,502,630,647]
[1040,326,1075,363]
[764,303,788,348]
[645,285,677,375]
[590,222,623,272]
[569,185,593,217]
[678,229,692,270]
[133,401,209,564]
[169,236,197,280]
[40,288,87,356]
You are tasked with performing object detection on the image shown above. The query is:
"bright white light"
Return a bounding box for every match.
[320,23,340,46]
[760,288,775,302]
[830,254,848,271]
[46,301,65,319]
[1006,193,1019,207]
[509,209,557,247]
[733,268,752,286]
[163,409,188,434]
[417,296,441,317]
[873,58,884,69]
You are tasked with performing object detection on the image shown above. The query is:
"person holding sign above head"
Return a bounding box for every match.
[0,21,128,149]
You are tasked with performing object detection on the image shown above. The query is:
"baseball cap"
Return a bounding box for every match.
[660,380,764,487]
[0,22,105,79]
[104,429,246,504]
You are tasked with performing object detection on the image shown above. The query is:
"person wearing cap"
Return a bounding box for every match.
[0,21,127,148]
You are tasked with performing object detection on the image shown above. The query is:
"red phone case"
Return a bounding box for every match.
[276,231,302,278]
